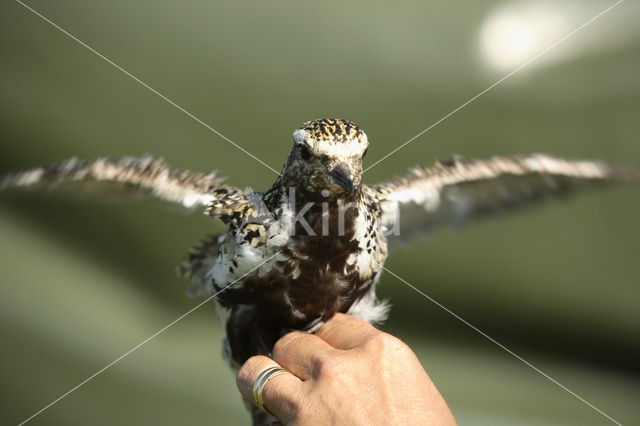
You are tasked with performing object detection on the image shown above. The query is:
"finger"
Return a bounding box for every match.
[272,331,336,380]
[316,313,379,350]
[236,355,304,421]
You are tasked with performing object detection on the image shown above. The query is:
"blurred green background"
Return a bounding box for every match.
[1,0,639,424]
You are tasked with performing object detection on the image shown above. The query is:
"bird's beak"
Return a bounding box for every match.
[330,163,354,194]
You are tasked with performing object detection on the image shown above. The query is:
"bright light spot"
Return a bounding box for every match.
[479,1,571,71]
[503,22,533,58]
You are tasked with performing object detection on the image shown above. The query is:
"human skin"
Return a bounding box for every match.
[237,313,457,425]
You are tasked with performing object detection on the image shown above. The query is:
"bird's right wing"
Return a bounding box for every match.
[0,155,240,210]
[369,154,639,246]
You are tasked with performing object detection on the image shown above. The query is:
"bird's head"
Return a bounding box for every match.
[280,118,368,198]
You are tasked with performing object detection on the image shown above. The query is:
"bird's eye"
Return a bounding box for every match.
[298,144,312,161]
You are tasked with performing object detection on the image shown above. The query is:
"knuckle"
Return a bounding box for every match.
[364,331,405,354]
[330,312,349,323]
[272,331,303,358]
[236,355,263,387]
[328,312,363,329]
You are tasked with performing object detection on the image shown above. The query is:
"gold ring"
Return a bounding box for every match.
[251,366,288,415]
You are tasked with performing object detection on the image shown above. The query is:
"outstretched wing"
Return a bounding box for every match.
[0,155,238,210]
[369,154,639,244]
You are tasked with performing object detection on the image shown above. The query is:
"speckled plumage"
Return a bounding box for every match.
[2,118,638,425]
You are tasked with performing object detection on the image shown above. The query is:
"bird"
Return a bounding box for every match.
[1,118,638,424]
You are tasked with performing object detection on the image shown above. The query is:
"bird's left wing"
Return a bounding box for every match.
[0,155,238,210]
[368,154,639,245]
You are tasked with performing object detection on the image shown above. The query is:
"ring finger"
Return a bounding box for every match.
[237,355,304,422]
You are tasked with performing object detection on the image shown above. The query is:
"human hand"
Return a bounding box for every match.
[237,313,456,425]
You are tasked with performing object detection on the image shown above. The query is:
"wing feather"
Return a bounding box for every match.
[0,156,237,210]
[369,154,639,243]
